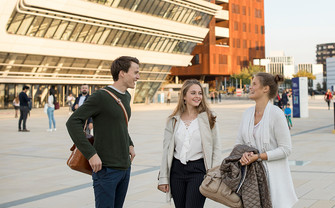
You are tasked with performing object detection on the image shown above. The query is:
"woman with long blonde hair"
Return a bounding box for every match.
[158,79,222,208]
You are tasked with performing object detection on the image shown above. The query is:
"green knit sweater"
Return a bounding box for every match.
[66,87,133,170]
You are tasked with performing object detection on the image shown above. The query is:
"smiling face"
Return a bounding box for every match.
[184,84,202,108]
[122,61,140,89]
[249,76,268,100]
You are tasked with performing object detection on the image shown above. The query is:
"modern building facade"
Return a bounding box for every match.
[170,0,265,89]
[316,42,335,77]
[253,51,295,79]
[297,64,323,90]
[326,57,335,91]
[0,0,221,108]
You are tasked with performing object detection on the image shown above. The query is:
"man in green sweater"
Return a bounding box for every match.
[66,56,140,208]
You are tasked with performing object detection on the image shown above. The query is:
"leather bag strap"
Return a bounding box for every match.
[101,88,128,126]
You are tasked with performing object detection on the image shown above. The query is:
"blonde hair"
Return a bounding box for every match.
[169,79,216,129]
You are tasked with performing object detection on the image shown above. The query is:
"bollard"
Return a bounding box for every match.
[333,102,335,134]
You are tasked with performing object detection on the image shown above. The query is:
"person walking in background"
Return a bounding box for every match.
[281,89,289,109]
[66,56,139,208]
[284,103,293,129]
[18,86,30,132]
[158,79,222,208]
[13,96,20,118]
[167,91,171,105]
[324,89,333,110]
[237,73,298,208]
[66,93,75,113]
[72,84,92,132]
[47,87,56,132]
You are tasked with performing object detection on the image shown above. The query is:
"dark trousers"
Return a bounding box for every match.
[18,106,29,130]
[92,167,131,208]
[170,158,206,208]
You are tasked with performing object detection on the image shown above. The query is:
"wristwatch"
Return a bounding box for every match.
[257,153,262,162]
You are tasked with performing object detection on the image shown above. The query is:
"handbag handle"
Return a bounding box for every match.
[101,89,128,126]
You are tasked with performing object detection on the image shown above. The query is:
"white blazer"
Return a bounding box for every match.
[158,112,222,200]
[236,101,298,208]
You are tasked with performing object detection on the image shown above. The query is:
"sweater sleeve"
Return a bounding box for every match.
[212,121,222,167]
[129,133,134,146]
[266,109,292,161]
[66,92,101,160]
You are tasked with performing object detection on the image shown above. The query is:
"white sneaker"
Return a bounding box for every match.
[53,128,57,131]
[47,129,52,132]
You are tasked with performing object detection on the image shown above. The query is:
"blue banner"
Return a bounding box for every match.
[292,77,300,118]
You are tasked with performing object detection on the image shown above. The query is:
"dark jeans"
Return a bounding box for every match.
[92,167,131,208]
[170,158,206,208]
[18,106,29,130]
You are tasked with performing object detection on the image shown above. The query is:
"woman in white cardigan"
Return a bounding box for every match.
[158,79,221,208]
[237,73,298,208]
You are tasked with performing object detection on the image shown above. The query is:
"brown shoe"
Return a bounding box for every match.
[22,129,30,132]
[18,129,22,132]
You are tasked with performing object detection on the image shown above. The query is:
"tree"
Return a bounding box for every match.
[292,71,316,80]
[231,63,265,87]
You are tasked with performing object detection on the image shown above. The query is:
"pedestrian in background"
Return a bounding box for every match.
[237,73,298,208]
[324,89,333,110]
[47,87,56,132]
[281,89,289,109]
[158,79,222,208]
[66,93,75,113]
[18,86,30,132]
[72,84,92,132]
[13,96,20,118]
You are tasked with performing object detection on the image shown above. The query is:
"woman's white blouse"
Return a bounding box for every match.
[174,118,203,164]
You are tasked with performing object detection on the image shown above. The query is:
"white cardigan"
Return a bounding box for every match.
[236,101,298,208]
[158,112,222,200]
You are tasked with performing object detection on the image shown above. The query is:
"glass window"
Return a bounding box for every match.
[242,23,246,32]
[133,34,146,48]
[154,38,166,51]
[185,10,196,24]
[91,27,105,44]
[111,30,125,46]
[139,35,152,49]
[98,28,111,44]
[148,1,160,15]
[157,2,170,18]
[17,15,35,35]
[104,29,118,45]
[142,1,154,13]
[181,9,192,23]
[77,24,92,42]
[116,31,130,46]
[255,25,258,34]
[162,40,173,52]
[159,39,170,52]
[128,33,141,47]
[172,6,183,21]
[149,37,161,51]
[234,22,238,31]
[45,19,61,38]
[84,26,98,43]
[136,0,150,13]
[163,4,175,19]
[61,22,77,40]
[191,11,202,25]
[53,20,69,39]
[122,31,136,47]
[167,41,178,53]
[36,18,52,37]
[69,23,84,41]
[7,12,25,34]
[26,16,45,36]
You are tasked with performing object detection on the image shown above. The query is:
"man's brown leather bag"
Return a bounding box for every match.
[67,133,94,175]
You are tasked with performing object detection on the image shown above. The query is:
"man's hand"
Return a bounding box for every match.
[74,104,79,110]
[88,153,102,173]
[158,184,169,193]
[129,146,136,162]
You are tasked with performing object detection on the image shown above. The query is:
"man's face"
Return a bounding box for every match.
[81,85,88,95]
[122,62,140,89]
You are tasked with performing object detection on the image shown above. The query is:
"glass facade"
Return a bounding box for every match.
[6,10,197,55]
[85,0,212,28]
[0,52,171,108]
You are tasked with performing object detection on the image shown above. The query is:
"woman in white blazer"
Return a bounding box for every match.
[158,79,221,208]
[237,73,298,208]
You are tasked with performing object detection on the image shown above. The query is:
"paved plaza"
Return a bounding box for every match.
[0,96,335,208]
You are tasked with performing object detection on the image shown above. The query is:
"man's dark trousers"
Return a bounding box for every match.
[92,167,131,208]
[18,106,29,130]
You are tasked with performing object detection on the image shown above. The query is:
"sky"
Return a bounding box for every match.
[264,0,335,64]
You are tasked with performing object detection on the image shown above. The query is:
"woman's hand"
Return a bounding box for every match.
[158,184,169,193]
[240,152,258,166]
